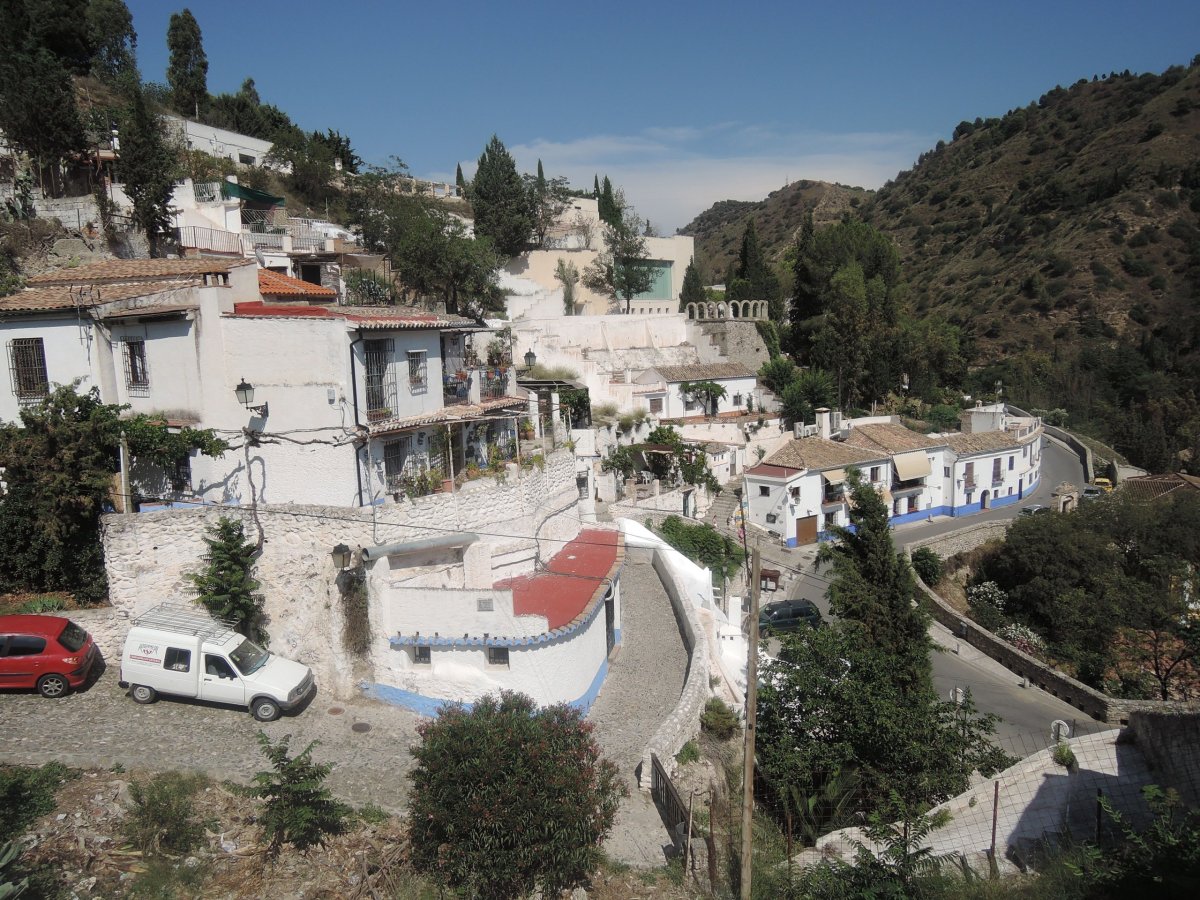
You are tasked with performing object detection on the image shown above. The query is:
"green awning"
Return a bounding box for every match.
[221,182,285,206]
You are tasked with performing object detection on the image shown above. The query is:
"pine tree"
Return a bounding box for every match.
[253,733,349,855]
[598,175,618,225]
[455,163,466,193]
[166,8,207,117]
[680,260,705,310]
[185,517,266,644]
[119,83,177,257]
[471,134,533,258]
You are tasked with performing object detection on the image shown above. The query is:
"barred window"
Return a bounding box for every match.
[407,350,427,393]
[122,339,149,395]
[364,339,397,420]
[171,454,192,492]
[8,337,48,403]
[487,646,509,667]
[384,435,413,492]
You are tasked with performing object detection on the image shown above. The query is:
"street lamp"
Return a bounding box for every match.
[330,543,353,570]
[234,377,269,417]
[523,349,537,370]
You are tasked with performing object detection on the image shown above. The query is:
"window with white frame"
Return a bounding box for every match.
[870,466,881,483]
[407,350,427,393]
[8,337,48,403]
[122,338,149,396]
[944,466,951,478]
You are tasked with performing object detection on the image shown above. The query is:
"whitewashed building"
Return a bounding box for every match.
[0,258,526,509]
[634,362,759,420]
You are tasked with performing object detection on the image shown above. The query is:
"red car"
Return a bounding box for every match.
[0,615,98,697]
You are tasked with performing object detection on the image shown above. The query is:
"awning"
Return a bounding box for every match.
[893,451,931,480]
[221,182,285,206]
[822,469,847,485]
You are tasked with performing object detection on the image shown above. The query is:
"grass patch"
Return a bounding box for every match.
[0,762,78,841]
[123,772,210,854]
[675,740,700,766]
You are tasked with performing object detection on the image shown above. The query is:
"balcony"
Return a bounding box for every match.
[443,373,470,407]
[892,477,925,495]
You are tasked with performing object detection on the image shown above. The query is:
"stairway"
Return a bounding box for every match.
[707,487,742,528]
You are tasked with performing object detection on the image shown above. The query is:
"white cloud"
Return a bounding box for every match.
[419,123,938,233]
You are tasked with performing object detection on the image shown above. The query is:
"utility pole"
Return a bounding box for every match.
[740,546,761,900]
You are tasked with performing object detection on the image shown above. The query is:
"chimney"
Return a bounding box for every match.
[816,407,831,440]
[793,422,804,439]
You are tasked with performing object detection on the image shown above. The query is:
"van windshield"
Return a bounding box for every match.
[230,639,269,675]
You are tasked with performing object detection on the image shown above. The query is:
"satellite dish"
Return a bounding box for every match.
[254,247,266,268]
[1051,720,1071,742]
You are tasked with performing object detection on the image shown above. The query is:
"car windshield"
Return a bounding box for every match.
[229,639,269,675]
[58,621,88,652]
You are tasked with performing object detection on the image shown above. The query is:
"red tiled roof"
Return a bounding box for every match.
[27,257,250,285]
[230,300,476,329]
[498,529,623,630]
[257,268,337,299]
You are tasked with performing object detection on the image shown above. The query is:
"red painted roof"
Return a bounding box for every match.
[498,529,622,630]
[257,269,337,299]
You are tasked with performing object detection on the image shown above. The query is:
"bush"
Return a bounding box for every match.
[408,691,625,900]
[0,762,77,841]
[675,740,700,765]
[253,732,349,854]
[1052,741,1076,768]
[700,697,740,740]
[910,548,942,585]
[123,772,207,854]
[17,594,65,613]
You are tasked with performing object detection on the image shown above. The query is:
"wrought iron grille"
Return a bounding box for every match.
[407,350,427,395]
[8,337,48,404]
[364,339,397,421]
[122,339,150,396]
[383,435,413,492]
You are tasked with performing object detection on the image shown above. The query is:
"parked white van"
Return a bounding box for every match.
[120,604,314,722]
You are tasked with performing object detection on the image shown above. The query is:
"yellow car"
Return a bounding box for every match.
[1093,477,1113,493]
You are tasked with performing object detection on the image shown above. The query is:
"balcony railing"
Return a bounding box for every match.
[481,369,509,400]
[443,375,470,407]
[892,478,925,492]
[963,478,977,490]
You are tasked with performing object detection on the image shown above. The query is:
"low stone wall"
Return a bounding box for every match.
[907,521,1009,559]
[1008,404,1094,482]
[1127,710,1200,805]
[638,546,712,790]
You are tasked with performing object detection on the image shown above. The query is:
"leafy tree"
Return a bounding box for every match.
[678,379,726,417]
[758,357,798,394]
[780,368,835,424]
[166,8,207,117]
[118,82,178,256]
[184,517,266,643]
[680,259,705,310]
[85,0,137,80]
[583,212,655,313]
[554,258,579,314]
[408,691,624,900]
[657,515,743,581]
[910,547,943,586]
[205,78,296,143]
[0,384,225,603]
[0,2,85,190]
[253,732,349,855]
[524,169,570,248]
[471,134,533,257]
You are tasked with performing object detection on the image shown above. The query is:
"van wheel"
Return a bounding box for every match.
[37,674,69,698]
[130,684,156,704]
[251,698,280,722]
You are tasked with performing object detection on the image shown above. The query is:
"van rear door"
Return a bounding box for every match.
[200,653,247,707]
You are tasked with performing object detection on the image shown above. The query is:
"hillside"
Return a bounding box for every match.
[864,62,1200,360]
[680,179,872,279]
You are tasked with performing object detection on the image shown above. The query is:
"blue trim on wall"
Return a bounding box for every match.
[613,627,622,646]
[785,537,798,548]
[359,682,470,717]
[570,658,608,713]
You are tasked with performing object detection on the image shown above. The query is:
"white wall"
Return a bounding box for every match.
[661,374,758,419]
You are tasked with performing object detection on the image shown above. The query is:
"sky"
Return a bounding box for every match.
[127,1,1200,233]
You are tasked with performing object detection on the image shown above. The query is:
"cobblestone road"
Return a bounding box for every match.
[587,553,690,866]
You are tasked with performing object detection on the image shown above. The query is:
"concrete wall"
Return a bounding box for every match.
[1127,710,1200,806]
[101,450,582,698]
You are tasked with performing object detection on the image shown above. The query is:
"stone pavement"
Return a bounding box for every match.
[587,555,691,866]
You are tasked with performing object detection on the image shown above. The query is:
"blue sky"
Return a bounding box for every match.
[127,1,1199,231]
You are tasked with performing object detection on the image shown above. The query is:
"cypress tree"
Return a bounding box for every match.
[471,134,533,258]
[185,516,267,644]
[680,260,705,311]
[598,176,618,225]
[120,82,177,257]
[730,219,783,320]
[166,8,207,117]
[455,162,465,193]
[536,158,545,190]
[593,174,600,198]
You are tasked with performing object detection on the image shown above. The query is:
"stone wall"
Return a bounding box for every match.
[607,485,712,532]
[907,521,1010,559]
[639,546,712,790]
[101,451,581,698]
[1127,710,1200,805]
[688,320,770,372]
[1008,404,1095,482]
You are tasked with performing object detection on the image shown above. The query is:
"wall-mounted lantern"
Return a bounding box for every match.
[235,377,269,417]
[330,542,354,570]
[523,349,537,370]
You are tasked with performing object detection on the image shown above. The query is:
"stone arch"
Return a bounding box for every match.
[716,301,728,319]
[705,301,717,319]
[752,301,763,319]
[686,302,697,320]
[730,301,741,319]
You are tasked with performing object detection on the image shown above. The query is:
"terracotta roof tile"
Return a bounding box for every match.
[844,423,945,454]
[1122,473,1200,502]
[257,268,337,299]
[229,300,476,329]
[27,258,250,285]
[650,362,756,382]
[763,437,886,471]
[945,431,1024,455]
[0,281,194,313]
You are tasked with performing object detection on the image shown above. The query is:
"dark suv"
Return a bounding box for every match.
[759,599,823,634]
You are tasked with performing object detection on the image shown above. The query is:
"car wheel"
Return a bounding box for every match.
[130,684,156,704]
[37,673,70,698]
[251,698,281,722]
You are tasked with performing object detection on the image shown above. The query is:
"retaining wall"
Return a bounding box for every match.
[907,521,1010,559]
[1127,710,1200,806]
[1008,404,1094,482]
[639,546,712,790]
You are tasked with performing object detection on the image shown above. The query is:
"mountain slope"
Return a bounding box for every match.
[680,180,872,279]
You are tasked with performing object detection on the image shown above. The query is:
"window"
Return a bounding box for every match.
[964,462,975,486]
[122,339,149,395]
[8,337,48,403]
[943,466,950,478]
[4,635,46,656]
[649,397,663,414]
[733,393,742,406]
[163,647,191,672]
[1008,455,1015,470]
[364,339,396,419]
[407,350,427,392]
[759,485,770,497]
[204,655,237,678]
[992,458,1003,483]
[171,454,192,492]
[384,436,412,492]
[1023,445,1029,457]
[765,513,777,524]
[487,646,509,667]
[412,645,431,665]
[300,263,322,285]
[477,597,494,612]
[870,466,881,483]
[238,153,255,166]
